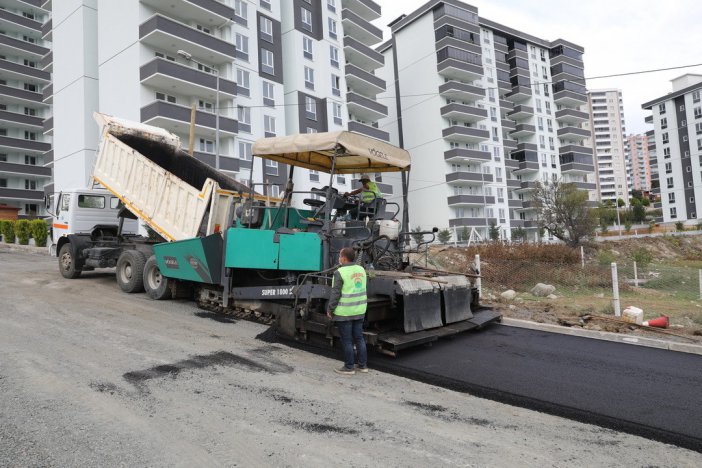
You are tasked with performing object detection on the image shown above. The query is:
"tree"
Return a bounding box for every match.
[511,227,527,242]
[411,226,424,245]
[460,226,469,242]
[488,222,500,242]
[617,197,626,207]
[532,181,597,247]
[437,228,452,244]
[641,197,650,207]
[632,203,646,223]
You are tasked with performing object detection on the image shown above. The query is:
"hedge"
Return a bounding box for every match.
[31,219,49,247]
[1,220,16,244]
[15,219,31,245]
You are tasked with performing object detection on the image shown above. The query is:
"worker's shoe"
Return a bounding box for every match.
[334,366,355,375]
[355,365,369,373]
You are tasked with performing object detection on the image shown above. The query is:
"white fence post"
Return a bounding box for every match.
[580,245,585,268]
[699,269,702,300]
[611,262,621,317]
[475,254,481,297]
[453,226,457,247]
[633,261,638,287]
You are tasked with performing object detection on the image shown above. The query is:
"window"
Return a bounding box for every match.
[540,48,546,61]
[303,36,313,59]
[493,147,501,161]
[545,101,551,115]
[270,185,280,199]
[234,0,248,21]
[331,74,340,96]
[265,159,278,176]
[536,99,542,113]
[23,35,35,44]
[660,117,667,129]
[550,154,556,167]
[309,170,320,182]
[78,195,105,209]
[537,117,544,131]
[196,24,212,34]
[235,34,249,60]
[539,135,545,149]
[198,99,213,113]
[328,18,337,39]
[327,0,336,12]
[264,115,276,135]
[237,105,251,125]
[543,83,549,97]
[23,11,35,20]
[662,132,669,144]
[259,17,273,42]
[337,175,346,185]
[0,154,5,162]
[547,119,553,133]
[236,68,250,95]
[23,59,36,68]
[261,49,274,74]
[693,90,701,103]
[490,107,497,122]
[659,103,666,115]
[262,81,274,106]
[24,83,37,92]
[695,107,702,119]
[666,177,674,188]
[333,103,342,125]
[0,178,6,188]
[698,138,702,150]
[238,140,252,161]
[329,45,339,68]
[696,123,702,134]
[548,137,555,150]
[25,179,36,190]
[199,138,215,153]
[260,0,271,10]
[301,7,313,31]
[306,128,318,134]
[304,66,314,90]
[492,127,499,142]
[24,131,36,141]
[670,207,677,219]
[155,51,176,62]
[24,107,36,116]
[664,147,670,158]
[59,193,70,211]
[665,162,672,174]
[487,88,495,102]
[680,104,686,112]
[110,197,120,209]
[305,96,317,120]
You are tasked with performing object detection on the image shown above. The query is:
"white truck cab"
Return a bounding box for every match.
[47,188,139,256]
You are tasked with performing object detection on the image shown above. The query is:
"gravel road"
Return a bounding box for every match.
[1,248,700,467]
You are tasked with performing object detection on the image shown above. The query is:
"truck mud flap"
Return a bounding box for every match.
[436,275,473,324]
[396,278,442,333]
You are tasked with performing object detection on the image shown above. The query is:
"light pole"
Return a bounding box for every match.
[177,49,220,171]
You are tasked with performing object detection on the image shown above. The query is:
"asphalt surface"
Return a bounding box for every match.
[374,325,702,452]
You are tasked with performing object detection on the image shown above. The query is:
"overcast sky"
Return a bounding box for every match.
[375,0,702,135]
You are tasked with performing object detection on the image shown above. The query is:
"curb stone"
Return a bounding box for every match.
[0,243,49,256]
[501,317,702,356]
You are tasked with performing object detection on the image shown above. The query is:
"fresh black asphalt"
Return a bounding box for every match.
[373,325,702,452]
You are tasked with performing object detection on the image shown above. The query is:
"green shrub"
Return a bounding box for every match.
[624,221,632,234]
[437,228,452,244]
[675,221,685,232]
[1,220,16,244]
[631,247,653,268]
[30,219,49,247]
[597,250,616,266]
[15,219,31,245]
[648,221,656,234]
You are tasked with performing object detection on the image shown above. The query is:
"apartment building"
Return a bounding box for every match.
[48,0,387,204]
[377,0,595,241]
[625,133,651,193]
[642,73,702,224]
[646,129,659,200]
[584,89,628,205]
[0,0,52,218]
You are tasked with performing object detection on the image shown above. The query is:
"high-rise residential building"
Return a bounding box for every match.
[584,89,628,205]
[642,73,702,224]
[47,0,387,203]
[377,0,596,241]
[625,133,651,193]
[0,0,52,218]
[645,128,660,200]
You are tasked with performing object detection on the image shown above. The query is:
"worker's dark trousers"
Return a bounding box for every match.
[337,318,367,370]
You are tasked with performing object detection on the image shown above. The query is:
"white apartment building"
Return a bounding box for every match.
[0,0,52,218]
[642,73,702,224]
[584,89,629,205]
[377,0,596,241]
[48,0,387,204]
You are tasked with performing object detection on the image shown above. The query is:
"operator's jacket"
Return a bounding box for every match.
[328,264,367,321]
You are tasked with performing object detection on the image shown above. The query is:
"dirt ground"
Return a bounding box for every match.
[1,248,701,466]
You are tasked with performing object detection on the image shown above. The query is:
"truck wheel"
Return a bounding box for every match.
[116,250,146,293]
[58,244,81,279]
[143,256,172,300]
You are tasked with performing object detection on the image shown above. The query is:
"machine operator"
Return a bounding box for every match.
[343,174,382,219]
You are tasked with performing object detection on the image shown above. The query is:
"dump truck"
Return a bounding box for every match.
[55,114,501,355]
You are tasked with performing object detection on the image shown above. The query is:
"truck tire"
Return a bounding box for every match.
[143,255,172,300]
[116,250,146,293]
[58,243,81,279]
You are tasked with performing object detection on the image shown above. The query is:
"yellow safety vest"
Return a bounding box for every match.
[361,181,382,204]
[333,264,367,317]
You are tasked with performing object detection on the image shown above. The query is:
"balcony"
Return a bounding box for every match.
[140,0,236,23]
[440,103,487,123]
[553,86,587,106]
[557,126,590,140]
[139,14,236,64]
[343,36,384,70]
[140,58,236,100]
[0,84,43,106]
[511,150,539,174]
[507,105,534,120]
[42,83,52,103]
[0,161,51,177]
[448,194,496,206]
[192,152,240,172]
[43,149,52,165]
[41,17,51,40]
[508,199,523,208]
[444,148,491,163]
[345,64,385,98]
[42,116,53,135]
[346,92,387,121]
[503,138,518,150]
[506,178,521,188]
[515,200,537,211]
[438,81,484,102]
[445,171,494,185]
[505,85,531,103]
[347,121,389,141]
[501,119,516,131]
[0,187,45,201]
[559,144,593,156]
[140,100,237,139]
[341,9,382,46]
[645,115,653,124]
[449,217,497,228]
[0,33,49,58]
[504,158,519,169]
[0,109,43,129]
[0,8,42,33]
[515,181,539,193]
[0,59,51,83]
[509,123,536,138]
[555,108,589,125]
[569,181,597,191]
[559,153,594,173]
[0,135,51,154]
[341,0,381,21]
[41,51,52,72]
[442,125,489,144]
[437,47,483,82]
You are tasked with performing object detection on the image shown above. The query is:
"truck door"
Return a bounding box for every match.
[53,193,71,244]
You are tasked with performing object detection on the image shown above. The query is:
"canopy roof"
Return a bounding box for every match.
[252,131,411,174]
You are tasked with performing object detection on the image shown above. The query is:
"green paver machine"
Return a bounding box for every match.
[151,131,501,355]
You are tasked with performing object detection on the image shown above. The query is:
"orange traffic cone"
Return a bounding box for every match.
[643,315,669,328]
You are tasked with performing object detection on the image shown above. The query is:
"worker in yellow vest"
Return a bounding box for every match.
[327,247,368,375]
[344,174,381,219]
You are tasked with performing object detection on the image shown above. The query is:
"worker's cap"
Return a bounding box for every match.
[358,173,371,182]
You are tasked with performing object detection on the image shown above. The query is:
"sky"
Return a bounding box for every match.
[375,0,702,135]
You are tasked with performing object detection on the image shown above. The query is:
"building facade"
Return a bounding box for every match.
[584,89,628,205]
[47,0,387,205]
[625,133,651,193]
[0,0,52,218]
[377,0,595,241]
[642,74,702,224]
